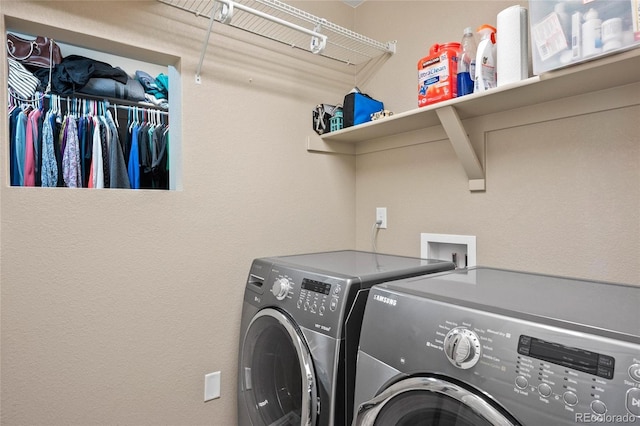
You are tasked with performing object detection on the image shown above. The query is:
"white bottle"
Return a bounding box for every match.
[571,11,582,60]
[582,8,602,57]
[601,17,623,52]
[474,24,497,93]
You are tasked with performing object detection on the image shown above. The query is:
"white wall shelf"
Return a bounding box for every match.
[308,47,640,192]
[157,0,396,81]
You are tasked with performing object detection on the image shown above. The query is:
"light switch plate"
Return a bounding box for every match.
[204,371,221,402]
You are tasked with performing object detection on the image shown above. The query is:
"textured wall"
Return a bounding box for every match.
[2,1,638,425]
[1,1,356,424]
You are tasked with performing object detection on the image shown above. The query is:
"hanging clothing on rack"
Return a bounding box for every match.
[125,107,169,190]
[8,92,168,189]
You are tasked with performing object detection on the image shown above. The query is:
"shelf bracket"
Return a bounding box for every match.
[435,105,485,191]
[195,1,220,84]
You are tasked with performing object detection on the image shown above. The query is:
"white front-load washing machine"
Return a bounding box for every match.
[353,267,640,426]
[237,250,455,426]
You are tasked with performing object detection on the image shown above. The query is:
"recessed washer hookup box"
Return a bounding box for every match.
[529,0,640,75]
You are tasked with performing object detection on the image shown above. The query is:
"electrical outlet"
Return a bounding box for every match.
[376,207,387,229]
[204,371,221,402]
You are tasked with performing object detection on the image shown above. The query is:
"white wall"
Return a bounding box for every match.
[1,1,356,424]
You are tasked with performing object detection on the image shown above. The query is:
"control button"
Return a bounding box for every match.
[333,285,341,295]
[627,388,640,417]
[443,328,481,369]
[517,335,530,356]
[629,364,640,383]
[597,366,614,380]
[329,297,338,312]
[310,304,317,314]
[598,355,614,368]
[297,299,302,309]
[563,391,578,406]
[515,376,528,389]
[591,400,607,415]
[319,306,325,315]
[304,301,310,310]
[538,383,552,398]
[271,277,292,301]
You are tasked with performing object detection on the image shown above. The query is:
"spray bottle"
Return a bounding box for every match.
[474,24,497,93]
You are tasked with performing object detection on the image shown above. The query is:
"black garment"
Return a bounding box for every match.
[78,77,146,102]
[107,116,130,189]
[151,125,168,189]
[99,122,110,188]
[34,55,128,95]
[137,124,152,189]
[81,117,94,188]
[53,118,64,187]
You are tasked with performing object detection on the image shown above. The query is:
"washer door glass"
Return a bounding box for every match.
[355,377,519,426]
[241,308,317,426]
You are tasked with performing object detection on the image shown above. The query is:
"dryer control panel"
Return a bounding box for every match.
[244,263,347,339]
[296,278,342,317]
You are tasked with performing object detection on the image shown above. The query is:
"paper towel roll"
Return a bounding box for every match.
[497,5,530,87]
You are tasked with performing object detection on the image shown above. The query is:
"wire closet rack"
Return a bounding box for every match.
[157,0,396,81]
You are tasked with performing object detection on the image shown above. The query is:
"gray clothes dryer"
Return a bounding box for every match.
[352,267,640,426]
[237,250,455,426]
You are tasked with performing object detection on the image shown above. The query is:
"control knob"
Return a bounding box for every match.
[271,277,292,300]
[444,327,481,369]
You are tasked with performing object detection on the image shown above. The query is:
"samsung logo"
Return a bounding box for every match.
[373,294,397,306]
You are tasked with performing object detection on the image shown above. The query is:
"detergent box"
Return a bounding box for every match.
[418,42,460,107]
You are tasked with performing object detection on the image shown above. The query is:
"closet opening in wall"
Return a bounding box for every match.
[5,17,182,191]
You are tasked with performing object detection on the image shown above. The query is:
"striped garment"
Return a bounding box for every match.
[7,58,40,100]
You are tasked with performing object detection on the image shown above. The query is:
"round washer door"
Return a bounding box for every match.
[354,376,519,426]
[240,308,317,426]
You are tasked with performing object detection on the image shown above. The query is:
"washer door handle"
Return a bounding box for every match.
[355,376,518,426]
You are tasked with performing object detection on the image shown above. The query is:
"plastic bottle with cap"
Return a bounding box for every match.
[474,24,497,93]
[457,27,477,97]
[582,8,602,57]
